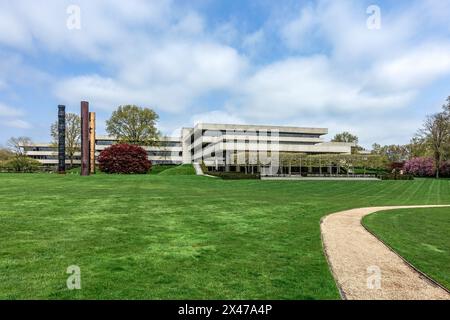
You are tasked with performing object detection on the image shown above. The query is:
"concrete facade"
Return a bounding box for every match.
[22,123,354,169]
[182,123,354,169]
[23,135,182,166]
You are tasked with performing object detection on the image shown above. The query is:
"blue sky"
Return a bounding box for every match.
[1,0,450,148]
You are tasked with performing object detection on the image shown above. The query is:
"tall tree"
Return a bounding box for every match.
[332,131,361,154]
[51,113,81,167]
[406,137,431,159]
[332,131,359,144]
[442,96,450,160]
[419,112,449,178]
[0,147,14,161]
[7,136,32,156]
[443,96,450,114]
[371,144,410,162]
[106,105,159,145]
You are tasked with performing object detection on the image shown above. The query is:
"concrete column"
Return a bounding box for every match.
[89,112,96,174]
[80,101,90,176]
[58,105,66,174]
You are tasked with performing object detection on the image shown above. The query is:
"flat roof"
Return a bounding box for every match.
[193,123,328,134]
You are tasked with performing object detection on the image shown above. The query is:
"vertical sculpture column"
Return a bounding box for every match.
[80,101,90,176]
[58,105,66,174]
[89,112,96,174]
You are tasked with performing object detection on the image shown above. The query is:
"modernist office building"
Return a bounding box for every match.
[181,123,354,173]
[23,135,183,166]
[22,123,354,171]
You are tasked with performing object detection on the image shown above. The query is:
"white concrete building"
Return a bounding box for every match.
[22,135,182,166]
[181,123,354,171]
[22,123,354,171]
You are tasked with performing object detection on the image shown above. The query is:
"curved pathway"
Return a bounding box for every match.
[321,205,450,300]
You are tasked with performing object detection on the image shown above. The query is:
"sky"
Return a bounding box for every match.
[0,0,450,149]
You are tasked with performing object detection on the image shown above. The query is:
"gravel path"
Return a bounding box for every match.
[321,205,450,300]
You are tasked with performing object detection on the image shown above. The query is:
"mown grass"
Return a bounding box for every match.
[363,207,450,290]
[158,164,196,175]
[0,174,449,299]
[149,164,177,175]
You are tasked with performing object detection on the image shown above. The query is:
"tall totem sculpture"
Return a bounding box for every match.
[58,105,66,174]
[89,112,96,174]
[80,101,90,176]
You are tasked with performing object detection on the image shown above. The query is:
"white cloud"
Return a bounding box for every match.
[0,103,23,117]
[368,43,450,92]
[172,11,204,35]
[55,41,247,112]
[0,6,32,49]
[233,56,414,120]
[3,119,31,129]
[54,74,192,113]
[0,53,51,90]
[280,5,317,50]
[0,102,30,130]
[190,110,246,126]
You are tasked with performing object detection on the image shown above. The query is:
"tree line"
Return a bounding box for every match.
[332,96,450,178]
[2,97,450,177]
[1,105,160,169]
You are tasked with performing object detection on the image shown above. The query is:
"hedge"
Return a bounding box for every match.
[207,172,260,180]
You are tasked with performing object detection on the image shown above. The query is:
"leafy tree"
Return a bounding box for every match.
[7,136,32,156]
[332,131,359,144]
[442,96,450,157]
[51,113,81,167]
[419,112,449,178]
[371,144,410,162]
[443,96,450,114]
[404,157,436,177]
[0,147,14,161]
[4,137,40,172]
[106,105,159,145]
[4,157,41,172]
[371,143,382,154]
[405,137,431,159]
[332,131,361,154]
[98,143,151,174]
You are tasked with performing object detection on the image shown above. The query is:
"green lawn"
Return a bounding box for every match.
[158,164,196,175]
[363,207,450,290]
[0,173,449,299]
[149,164,177,175]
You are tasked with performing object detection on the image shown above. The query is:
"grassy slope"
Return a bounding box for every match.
[149,164,177,175]
[363,207,450,290]
[158,164,195,175]
[0,174,449,299]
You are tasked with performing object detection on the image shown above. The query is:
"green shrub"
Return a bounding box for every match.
[200,161,208,174]
[379,173,414,180]
[353,167,387,175]
[0,148,14,161]
[207,172,260,180]
[2,157,41,173]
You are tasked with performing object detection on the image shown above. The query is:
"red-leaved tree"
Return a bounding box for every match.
[98,143,151,174]
[404,157,435,177]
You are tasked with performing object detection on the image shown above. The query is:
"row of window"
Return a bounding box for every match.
[95,140,182,147]
[30,152,182,159]
[200,130,321,139]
